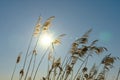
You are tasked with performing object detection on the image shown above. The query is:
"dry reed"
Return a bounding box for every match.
[11,16,120,80]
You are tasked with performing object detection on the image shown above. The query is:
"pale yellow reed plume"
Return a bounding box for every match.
[48,51,53,61]
[11,52,22,80]
[52,57,61,68]
[16,52,22,63]
[52,34,66,45]
[75,29,92,44]
[19,69,24,78]
[33,16,42,37]
[42,16,55,31]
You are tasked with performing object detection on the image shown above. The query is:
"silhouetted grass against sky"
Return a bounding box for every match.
[0,0,120,80]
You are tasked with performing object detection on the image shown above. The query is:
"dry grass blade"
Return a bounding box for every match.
[117,57,120,60]
[57,34,66,38]
[82,28,92,38]
[90,40,98,46]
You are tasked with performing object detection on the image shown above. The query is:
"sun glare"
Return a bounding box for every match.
[40,33,53,47]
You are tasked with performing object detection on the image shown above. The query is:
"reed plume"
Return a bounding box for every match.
[11,16,120,80]
[11,52,22,80]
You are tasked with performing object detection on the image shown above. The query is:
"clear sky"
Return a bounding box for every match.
[0,0,120,80]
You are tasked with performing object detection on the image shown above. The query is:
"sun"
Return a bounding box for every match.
[39,32,53,47]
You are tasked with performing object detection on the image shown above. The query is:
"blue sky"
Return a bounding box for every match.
[0,0,120,80]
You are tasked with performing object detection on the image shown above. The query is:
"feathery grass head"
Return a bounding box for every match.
[16,52,22,64]
[71,55,78,65]
[102,56,115,66]
[33,49,37,55]
[90,40,99,46]
[11,17,120,80]
[90,46,107,54]
[74,29,92,45]
[52,58,61,68]
[52,34,66,45]
[101,54,117,70]
[78,46,88,57]
[33,16,42,37]
[42,16,55,31]
[70,29,92,56]
[19,69,24,77]
[89,63,97,76]
[82,67,88,73]
[97,71,105,80]
[72,46,88,57]
[82,29,92,38]
[75,37,88,44]
[66,65,72,74]
[84,73,89,79]
[48,52,53,61]
[70,42,79,54]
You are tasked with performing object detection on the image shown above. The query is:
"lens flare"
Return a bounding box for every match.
[40,33,53,47]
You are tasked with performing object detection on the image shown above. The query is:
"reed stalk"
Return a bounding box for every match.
[24,53,34,80]
[116,68,120,80]
[73,54,90,80]
[33,46,50,80]
[11,63,17,80]
[11,52,21,80]
[30,55,36,79]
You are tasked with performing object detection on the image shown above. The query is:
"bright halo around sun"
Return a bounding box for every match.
[40,32,53,47]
